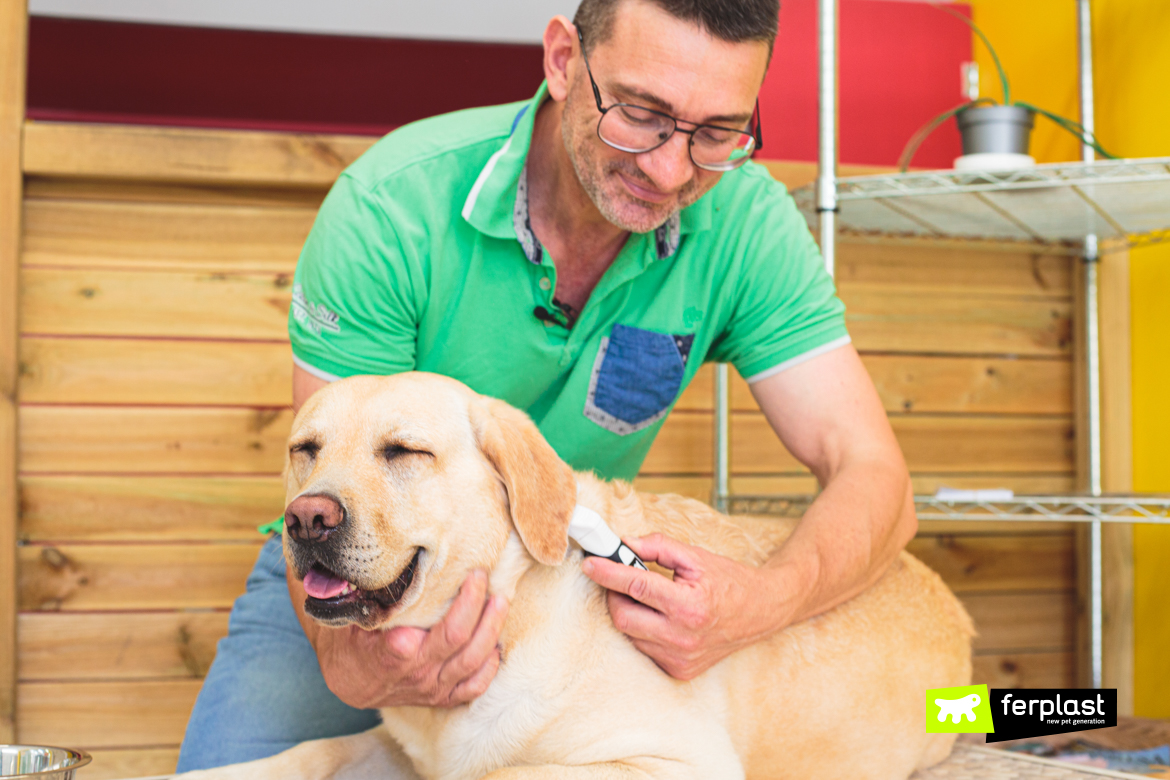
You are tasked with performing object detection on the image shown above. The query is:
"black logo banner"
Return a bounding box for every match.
[986,689,1117,743]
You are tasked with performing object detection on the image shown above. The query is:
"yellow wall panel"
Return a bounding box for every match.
[1097,0,1170,719]
[969,0,1080,164]
[1131,245,1170,716]
[975,0,1170,715]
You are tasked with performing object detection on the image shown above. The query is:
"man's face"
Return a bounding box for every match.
[562,0,769,233]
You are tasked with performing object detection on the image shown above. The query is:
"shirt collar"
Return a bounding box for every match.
[461,81,715,260]
[460,86,542,241]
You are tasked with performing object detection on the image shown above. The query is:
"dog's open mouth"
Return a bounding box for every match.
[302,548,421,625]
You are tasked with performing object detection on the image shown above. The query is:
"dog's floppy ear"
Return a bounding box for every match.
[472,396,576,565]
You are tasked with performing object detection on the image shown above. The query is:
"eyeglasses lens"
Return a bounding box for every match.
[598,105,673,152]
[693,127,756,170]
[598,105,756,171]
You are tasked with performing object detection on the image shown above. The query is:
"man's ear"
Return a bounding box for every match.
[543,15,577,102]
[472,396,577,565]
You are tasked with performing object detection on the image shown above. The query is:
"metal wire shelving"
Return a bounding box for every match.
[727,495,1170,525]
[714,0,1168,691]
[791,157,1170,250]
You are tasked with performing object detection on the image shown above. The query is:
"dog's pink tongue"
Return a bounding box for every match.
[303,568,350,599]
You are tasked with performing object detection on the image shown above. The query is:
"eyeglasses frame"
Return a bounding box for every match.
[575,28,764,172]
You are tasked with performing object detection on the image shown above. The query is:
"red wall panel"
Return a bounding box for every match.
[762,0,971,167]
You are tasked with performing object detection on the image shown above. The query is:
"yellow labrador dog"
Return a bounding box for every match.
[178,372,972,780]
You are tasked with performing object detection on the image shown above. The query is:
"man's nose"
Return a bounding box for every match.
[284,494,345,543]
[635,131,695,193]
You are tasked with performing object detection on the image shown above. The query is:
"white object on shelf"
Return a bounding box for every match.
[933,487,1015,502]
[960,62,979,102]
[953,152,1035,171]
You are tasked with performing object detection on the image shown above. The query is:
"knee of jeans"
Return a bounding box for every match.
[260,534,288,571]
[227,541,302,638]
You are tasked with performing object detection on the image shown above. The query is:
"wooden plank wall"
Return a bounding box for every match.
[1099,248,1134,711]
[12,122,1076,779]
[1,0,29,745]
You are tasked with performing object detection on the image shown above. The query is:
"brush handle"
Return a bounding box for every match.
[587,542,649,571]
[568,505,648,570]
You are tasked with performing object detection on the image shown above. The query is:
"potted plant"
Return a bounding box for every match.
[899,4,1115,172]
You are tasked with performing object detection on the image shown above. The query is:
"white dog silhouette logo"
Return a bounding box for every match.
[935,693,981,723]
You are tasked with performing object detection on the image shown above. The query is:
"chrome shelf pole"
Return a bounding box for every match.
[717,0,839,513]
[817,0,839,277]
[713,363,729,513]
[1078,0,1104,691]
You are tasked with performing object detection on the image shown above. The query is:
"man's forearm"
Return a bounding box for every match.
[761,456,917,629]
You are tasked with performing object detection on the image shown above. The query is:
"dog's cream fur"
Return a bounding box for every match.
[177,373,973,780]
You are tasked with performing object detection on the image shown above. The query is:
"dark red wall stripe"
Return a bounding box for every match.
[26,16,546,137]
[26,4,970,167]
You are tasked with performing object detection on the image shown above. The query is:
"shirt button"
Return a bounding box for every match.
[539,277,552,290]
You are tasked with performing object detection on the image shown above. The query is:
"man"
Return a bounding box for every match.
[178,0,917,771]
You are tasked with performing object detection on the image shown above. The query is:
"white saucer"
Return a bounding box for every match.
[953,153,1036,172]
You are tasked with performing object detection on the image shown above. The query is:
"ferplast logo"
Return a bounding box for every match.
[925,687,1118,741]
[926,684,995,734]
[1000,691,1107,721]
[986,690,1117,743]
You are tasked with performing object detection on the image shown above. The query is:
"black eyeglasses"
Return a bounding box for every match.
[576,29,763,172]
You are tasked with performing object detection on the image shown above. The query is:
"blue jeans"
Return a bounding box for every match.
[177,534,381,771]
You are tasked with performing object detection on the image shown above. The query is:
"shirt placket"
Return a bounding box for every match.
[512,163,679,364]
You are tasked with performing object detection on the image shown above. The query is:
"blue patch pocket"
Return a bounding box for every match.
[584,324,695,436]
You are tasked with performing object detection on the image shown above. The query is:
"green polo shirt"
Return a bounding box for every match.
[281,82,847,509]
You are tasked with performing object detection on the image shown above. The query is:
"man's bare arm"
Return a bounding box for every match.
[292,364,330,412]
[750,343,917,625]
[287,365,507,708]
[583,343,916,678]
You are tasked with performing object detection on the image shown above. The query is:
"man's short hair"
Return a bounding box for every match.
[573,0,780,56]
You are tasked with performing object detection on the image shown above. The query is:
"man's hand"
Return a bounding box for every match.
[582,533,792,680]
[291,568,508,709]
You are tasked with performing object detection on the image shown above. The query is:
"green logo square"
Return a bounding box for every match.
[926,684,995,733]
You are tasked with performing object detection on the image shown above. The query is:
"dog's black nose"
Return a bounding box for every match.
[284,494,345,543]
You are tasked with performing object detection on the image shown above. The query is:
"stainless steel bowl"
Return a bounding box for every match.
[0,746,92,779]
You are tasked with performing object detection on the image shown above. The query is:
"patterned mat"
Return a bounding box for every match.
[916,745,1144,779]
[118,741,1166,780]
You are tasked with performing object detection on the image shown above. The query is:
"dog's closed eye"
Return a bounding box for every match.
[291,440,320,458]
[381,443,433,462]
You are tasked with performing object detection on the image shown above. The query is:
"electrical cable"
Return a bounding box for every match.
[930,2,1011,105]
[898,98,991,172]
[1014,101,1118,159]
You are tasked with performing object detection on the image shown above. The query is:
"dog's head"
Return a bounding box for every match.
[282,373,577,629]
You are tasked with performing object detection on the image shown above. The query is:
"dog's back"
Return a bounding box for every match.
[575,477,975,779]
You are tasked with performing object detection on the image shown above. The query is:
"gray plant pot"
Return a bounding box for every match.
[956,105,1036,156]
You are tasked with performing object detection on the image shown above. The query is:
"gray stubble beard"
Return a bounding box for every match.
[560,91,706,235]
